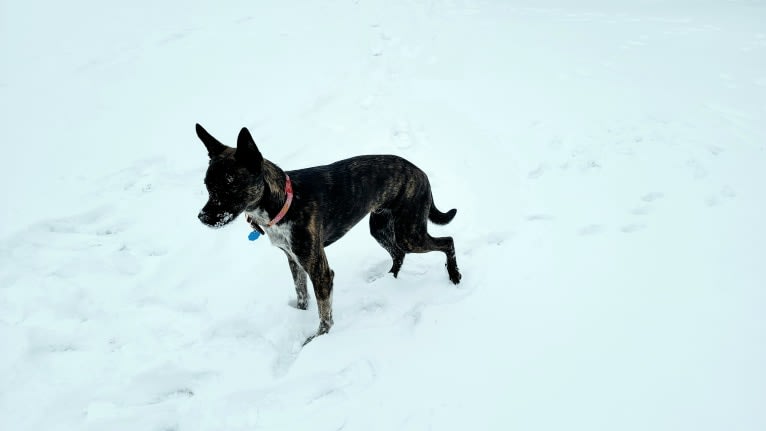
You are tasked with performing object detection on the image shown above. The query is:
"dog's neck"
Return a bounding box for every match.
[247,159,289,225]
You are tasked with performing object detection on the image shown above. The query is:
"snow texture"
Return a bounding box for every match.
[1,1,765,430]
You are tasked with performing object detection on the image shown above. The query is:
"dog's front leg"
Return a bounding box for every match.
[299,247,334,345]
[284,251,308,310]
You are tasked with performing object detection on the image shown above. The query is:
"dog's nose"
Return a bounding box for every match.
[198,211,206,222]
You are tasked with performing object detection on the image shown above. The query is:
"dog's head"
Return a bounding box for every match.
[196,124,266,228]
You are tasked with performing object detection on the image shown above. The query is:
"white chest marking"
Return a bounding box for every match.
[246,209,295,258]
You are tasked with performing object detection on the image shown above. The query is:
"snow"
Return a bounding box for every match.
[1,0,765,430]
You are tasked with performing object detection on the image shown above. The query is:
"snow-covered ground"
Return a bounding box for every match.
[1,1,764,430]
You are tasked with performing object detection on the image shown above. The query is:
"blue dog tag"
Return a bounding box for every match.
[248,230,261,241]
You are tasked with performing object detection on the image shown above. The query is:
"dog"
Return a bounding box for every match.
[195,124,461,343]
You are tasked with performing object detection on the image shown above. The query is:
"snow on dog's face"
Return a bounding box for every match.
[196,124,265,228]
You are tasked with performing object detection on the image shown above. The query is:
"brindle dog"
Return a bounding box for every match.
[196,124,461,343]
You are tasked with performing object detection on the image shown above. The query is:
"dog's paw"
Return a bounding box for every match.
[288,298,309,310]
[302,323,332,346]
[389,259,403,278]
[447,265,462,285]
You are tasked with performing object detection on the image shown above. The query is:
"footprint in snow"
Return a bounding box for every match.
[707,145,723,156]
[706,185,736,207]
[706,195,721,207]
[157,32,188,46]
[359,300,385,313]
[366,261,393,283]
[686,159,708,179]
[620,224,646,233]
[366,272,386,283]
[548,137,564,150]
[631,192,665,215]
[526,214,555,222]
[579,160,601,173]
[641,192,664,202]
[631,206,651,215]
[404,305,423,327]
[391,122,416,149]
[485,231,510,246]
[527,164,547,179]
[461,231,513,256]
[151,388,194,404]
[579,224,605,236]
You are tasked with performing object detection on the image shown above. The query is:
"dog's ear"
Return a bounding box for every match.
[195,123,227,158]
[235,127,263,173]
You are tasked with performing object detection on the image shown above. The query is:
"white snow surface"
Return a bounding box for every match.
[1,1,765,430]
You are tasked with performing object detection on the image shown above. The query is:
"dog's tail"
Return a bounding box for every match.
[428,200,457,225]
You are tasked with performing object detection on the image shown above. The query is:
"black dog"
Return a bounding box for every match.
[196,124,461,342]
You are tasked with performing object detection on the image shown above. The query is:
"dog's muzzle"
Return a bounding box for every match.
[198,209,236,228]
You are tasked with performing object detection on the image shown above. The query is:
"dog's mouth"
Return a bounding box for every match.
[198,210,239,229]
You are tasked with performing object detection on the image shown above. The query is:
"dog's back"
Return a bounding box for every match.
[287,155,431,245]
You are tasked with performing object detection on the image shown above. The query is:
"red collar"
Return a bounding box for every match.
[245,175,293,232]
[267,175,293,227]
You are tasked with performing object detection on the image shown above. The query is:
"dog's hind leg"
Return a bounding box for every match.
[428,235,461,284]
[395,215,462,284]
[284,251,308,310]
[369,209,406,277]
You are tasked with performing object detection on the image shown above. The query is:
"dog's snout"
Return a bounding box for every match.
[198,208,229,228]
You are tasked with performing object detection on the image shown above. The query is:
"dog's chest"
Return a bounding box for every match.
[246,209,294,254]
